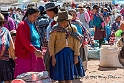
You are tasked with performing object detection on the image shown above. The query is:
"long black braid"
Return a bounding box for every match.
[68,21,73,32]
[22,7,40,21]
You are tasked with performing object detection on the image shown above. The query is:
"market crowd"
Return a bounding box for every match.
[0,2,124,83]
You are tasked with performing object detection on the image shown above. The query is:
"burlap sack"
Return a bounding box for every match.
[100,46,123,68]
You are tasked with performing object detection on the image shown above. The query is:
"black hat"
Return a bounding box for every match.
[45,3,58,11]
[93,5,99,9]
[54,10,72,22]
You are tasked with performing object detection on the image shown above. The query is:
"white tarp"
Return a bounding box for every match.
[23,0,32,3]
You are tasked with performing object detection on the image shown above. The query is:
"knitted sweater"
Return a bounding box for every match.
[48,24,81,56]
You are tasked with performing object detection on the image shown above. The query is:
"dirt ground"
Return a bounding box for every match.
[54,59,124,83]
[73,59,124,83]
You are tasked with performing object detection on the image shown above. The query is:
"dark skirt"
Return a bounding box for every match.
[80,47,86,62]
[0,59,14,82]
[44,48,50,72]
[50,47,85,81]
[9,58,15,79]
[94,27,106,40]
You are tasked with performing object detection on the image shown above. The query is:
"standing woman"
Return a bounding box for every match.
[49,10,85,83]
[111,15,122,32]
[92,5,106,47]
[44,2,58,72]
[77,4,90,32]
[0,13,15,83]
[69,9,91,71]
[14,7,45,78]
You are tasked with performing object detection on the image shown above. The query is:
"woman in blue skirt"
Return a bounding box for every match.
[48,9,85,83]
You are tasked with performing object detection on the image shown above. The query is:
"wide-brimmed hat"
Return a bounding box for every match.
[54,10,72,22]
[115,14,121,20]
[45,3,58,11]
[77,4,85,10]
[1,7,9,14]
[0,13,7,22]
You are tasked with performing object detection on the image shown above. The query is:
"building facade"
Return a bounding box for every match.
[75,0,112,6]
[0,0,17,4]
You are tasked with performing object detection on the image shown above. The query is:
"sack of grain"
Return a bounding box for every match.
[100,46,123,67]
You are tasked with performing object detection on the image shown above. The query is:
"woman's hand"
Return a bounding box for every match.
[34,50,43,58]
[74,56,78,64]
[52,56,56,67]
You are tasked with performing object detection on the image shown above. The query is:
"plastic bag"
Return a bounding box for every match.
[115,30,122,37]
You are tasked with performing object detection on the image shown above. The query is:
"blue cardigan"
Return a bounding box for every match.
[93,14,102,28]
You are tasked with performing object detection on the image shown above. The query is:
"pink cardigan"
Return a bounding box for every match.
[77,11,90,23]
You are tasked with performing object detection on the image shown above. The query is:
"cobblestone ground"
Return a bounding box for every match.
[55,59,124,83]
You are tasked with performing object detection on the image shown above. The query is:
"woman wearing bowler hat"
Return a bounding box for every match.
[48,9,85,83]
[45,2,58,41]
[0,13,15,83]
[44,2,58,72]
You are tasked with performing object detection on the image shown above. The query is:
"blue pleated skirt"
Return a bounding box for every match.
[50,47,85,81]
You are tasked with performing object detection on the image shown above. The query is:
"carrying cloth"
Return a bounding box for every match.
[16,71,51,82]
[51,24,82,41]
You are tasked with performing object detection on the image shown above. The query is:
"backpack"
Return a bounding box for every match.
[36,16,49,47]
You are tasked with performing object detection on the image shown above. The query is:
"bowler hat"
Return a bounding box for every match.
[54,10,72,22]
[0,13,7,22]
[1,7,9,14]
[45,3,58,11]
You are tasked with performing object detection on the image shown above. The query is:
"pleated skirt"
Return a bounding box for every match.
[50,47,85,81]
[0,58,15,82]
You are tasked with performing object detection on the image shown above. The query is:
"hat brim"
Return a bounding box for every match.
[54,15,72,22]
[45,6,58,11]
[77,8,84,10]
[1,11,9,14]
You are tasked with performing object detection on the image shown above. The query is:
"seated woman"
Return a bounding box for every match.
[117,31,124,47]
